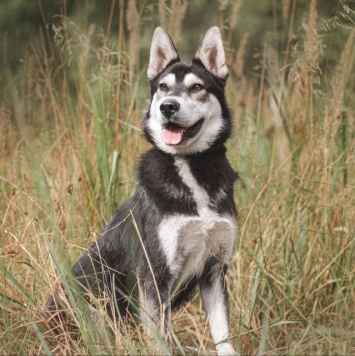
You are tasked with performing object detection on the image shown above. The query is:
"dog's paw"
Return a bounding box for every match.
[183,346,199,354]
[216,342,238,356]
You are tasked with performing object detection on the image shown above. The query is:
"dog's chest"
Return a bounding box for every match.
[158,157,236,277]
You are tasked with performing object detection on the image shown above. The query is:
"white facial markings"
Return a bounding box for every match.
[160,73,176,89]
[184,94,225,154]
[183,73,204,89]
[147,74,225,155]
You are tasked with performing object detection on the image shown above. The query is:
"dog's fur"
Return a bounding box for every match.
[48,27,237,355]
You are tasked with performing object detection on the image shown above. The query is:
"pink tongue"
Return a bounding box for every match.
[162,127,184,145]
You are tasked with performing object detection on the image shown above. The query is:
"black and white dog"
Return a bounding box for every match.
[49,27,237,355]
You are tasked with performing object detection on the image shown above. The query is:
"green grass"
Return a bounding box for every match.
[1,1,355,354]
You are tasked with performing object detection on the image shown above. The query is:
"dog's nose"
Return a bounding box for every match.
[160,100,180,119]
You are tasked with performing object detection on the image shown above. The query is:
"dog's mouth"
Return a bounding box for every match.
[161,119,204,146]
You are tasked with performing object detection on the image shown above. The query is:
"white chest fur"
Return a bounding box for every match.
[158,157,236,279]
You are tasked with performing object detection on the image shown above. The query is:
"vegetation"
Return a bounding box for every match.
[1,0,354,354]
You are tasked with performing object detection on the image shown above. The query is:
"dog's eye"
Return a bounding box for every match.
[159,83,168,91]
[191,84,203,92]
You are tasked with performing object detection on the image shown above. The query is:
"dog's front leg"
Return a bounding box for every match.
[138,277,172,345]
[200,269,236,355]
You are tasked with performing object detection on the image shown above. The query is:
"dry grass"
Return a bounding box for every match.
[1,1,355,354]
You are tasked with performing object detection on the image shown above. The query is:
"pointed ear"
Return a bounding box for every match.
[195,27,228,78]
[147,27,179,80]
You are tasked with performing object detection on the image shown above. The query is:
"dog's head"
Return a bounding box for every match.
[143,27,231,155]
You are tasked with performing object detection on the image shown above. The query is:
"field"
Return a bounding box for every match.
[1,1,355,354]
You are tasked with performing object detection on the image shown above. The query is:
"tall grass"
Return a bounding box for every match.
[1,1,354,354]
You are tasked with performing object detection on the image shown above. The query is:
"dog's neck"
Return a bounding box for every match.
[178,143,227,160]
[138,146,237,217]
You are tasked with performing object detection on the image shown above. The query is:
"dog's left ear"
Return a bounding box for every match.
[147,27,180,80]
[195,27,228,79]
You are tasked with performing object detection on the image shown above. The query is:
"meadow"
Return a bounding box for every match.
[1,0,354,354]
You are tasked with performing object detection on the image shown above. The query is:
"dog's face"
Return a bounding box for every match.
[144,27,231,155]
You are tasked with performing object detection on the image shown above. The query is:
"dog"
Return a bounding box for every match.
[48,26,238,355]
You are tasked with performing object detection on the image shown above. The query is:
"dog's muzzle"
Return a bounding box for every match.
[159,98,204,146]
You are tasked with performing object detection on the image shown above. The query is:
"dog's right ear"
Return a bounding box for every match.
[147,27,179,80]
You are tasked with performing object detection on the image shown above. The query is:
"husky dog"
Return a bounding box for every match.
[48,27,237,355]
